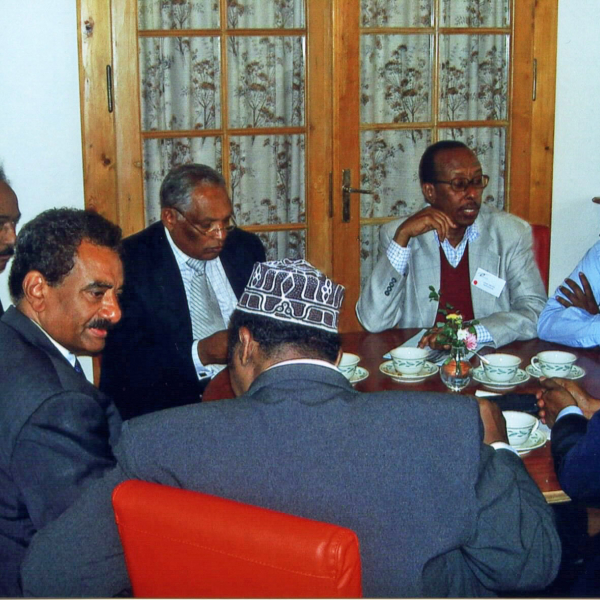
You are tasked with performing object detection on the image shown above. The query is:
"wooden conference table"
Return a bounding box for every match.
[205,329,600,504]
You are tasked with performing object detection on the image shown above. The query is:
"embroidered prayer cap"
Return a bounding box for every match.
[237,259,345,333]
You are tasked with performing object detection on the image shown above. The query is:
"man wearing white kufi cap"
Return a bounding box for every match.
[22,259,560,598]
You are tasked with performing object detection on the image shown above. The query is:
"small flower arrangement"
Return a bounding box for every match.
[427,286,478,351]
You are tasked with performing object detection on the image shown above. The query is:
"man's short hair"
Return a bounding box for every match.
[0,164,9,185]
[9,208,122,303]
[159,164,227,212]
[419,140,469,184]
[227,310,342,363]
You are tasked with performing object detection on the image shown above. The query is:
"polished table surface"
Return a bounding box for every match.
[205,329,600,504]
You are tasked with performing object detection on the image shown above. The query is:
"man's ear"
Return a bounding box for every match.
[237,326,258,366]
[334,347,343,366]
[422,183,435,205]
[21,271,47,313]
[161,207,177,231]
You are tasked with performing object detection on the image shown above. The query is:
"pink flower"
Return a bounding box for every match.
[465,332,478,351]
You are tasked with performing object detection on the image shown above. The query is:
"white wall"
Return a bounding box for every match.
[0,1,88,373]
[549,0,600,292]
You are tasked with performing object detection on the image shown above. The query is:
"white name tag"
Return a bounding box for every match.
[472,268,506,298]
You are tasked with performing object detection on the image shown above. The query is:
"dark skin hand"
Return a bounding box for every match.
[197,330,229,365]
[418,327,450,350]
[476,397,509,445]
[557,272,599,314]
[393,206,459,248]
[536,377,600,427]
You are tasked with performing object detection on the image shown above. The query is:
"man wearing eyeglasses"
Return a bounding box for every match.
[357,140,546,349]
[99,164,266,420]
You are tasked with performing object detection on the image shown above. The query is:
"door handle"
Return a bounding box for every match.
[342,169,373,222]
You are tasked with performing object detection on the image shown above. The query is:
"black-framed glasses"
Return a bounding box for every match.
[432,175,490,193]
[173,207,236,238]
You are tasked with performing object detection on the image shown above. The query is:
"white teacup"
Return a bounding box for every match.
[338,352,360,380]
[503,410,540,447]
[531,350,577,378]
[390,346,429,375]
[482,353,522,383]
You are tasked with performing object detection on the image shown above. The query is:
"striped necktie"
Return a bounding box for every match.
[186,259,226,340]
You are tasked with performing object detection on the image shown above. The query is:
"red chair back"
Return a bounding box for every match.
[531,224,550,291]
[112,480,362,598]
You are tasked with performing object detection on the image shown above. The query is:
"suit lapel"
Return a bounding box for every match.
[410,233,441,324]
[468,213,501,317]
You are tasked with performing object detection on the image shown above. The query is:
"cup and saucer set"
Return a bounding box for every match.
[337,352,369,385]
[503,410,549,456]
[379,347,439,383]
[472,353,530,391]
[525,350,585,380]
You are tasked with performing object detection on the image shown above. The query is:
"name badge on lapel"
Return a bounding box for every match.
[472,267,506,298]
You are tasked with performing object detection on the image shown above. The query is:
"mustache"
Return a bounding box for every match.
[0,246,15,258]
[87,319,116,332]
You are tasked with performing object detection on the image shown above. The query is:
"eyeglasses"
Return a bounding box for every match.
[432,175,490,193]
[173,207,236,238]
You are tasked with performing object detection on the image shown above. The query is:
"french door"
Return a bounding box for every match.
[77,0,556,331]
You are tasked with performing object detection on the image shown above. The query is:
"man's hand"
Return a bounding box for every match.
[556,272,599,314]
[536,377,600,427]
[393,207,457,247]
[197,330,229,365]
[417,328,450,350]
[477,398,509,445]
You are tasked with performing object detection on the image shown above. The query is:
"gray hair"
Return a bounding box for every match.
[159,164,227,211]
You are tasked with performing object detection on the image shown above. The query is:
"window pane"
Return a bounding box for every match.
[439,34,509,122]
[361,34,432,125]
[228,0,305,29]
[360,129,431,219]
[138,0,220,30]
[440,0,510,28]
[139,36,221,131]
[143,137,222,224]
[228,36,305,128]
[361,0,433,28]
[439,126,506,209]
[258,230,306,261]
[230,134,305,226]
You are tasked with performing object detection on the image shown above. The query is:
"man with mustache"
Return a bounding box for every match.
[99,163,266,420]
[357,140,547,349]
[0,166,21,314]
[0,208,123,596]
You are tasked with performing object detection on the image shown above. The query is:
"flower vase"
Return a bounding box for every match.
[440,347,472,392]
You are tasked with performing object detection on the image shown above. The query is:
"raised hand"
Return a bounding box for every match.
[393,207,457,247]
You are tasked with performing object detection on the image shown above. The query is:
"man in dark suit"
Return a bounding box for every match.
[0,208,123,596]
[99,163,266,420]
[537,377,600,595]
[0,165,21,315]
[23,260,560,597]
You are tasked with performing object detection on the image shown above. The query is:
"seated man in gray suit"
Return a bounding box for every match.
[356,141,547,349]
[22,260,559,597]
[0,209,123,596]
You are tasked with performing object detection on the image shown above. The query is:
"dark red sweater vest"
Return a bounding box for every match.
[438,246,474,322]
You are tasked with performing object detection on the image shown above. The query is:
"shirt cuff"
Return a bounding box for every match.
[192,340,222,380]
[556,405,584,422]
[474,324,494,346]
[490,441,519,455]
[386,240,411,275]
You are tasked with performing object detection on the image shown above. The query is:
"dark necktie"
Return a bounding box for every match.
[74,358,84,374]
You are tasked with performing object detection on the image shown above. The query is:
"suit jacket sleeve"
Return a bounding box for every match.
[423,446,561,595]
[356,220,413,332]
[551,412,600,502]
[11,391,118,529]
[538,241,600,347]
[474,219,547,347]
